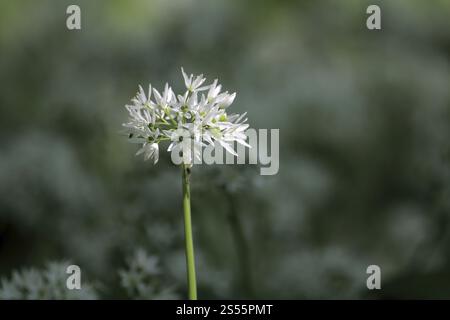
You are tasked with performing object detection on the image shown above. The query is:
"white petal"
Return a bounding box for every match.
[181,67,192,89]
[219,140,237,156]
[153,88,162,104]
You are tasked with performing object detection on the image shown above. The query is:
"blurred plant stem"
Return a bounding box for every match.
[224,189,253,298]
[181,164,197,300]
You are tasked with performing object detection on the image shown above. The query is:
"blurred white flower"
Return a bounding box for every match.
[119,249,178,300]
[123,68,250,164]
[0,262,98,300]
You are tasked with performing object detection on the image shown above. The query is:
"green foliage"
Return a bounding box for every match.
[0,0,449,299]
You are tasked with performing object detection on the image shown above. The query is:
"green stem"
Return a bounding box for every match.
[181,164,197,300]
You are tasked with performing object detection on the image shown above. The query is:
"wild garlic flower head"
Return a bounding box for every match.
[123,68,250,164]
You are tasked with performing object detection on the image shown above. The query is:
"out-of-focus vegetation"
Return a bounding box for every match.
[0,0,449,299]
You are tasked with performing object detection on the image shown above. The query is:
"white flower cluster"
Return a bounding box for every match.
[123,68,250,164]
[119,249,178,300]
[0,262,98,300]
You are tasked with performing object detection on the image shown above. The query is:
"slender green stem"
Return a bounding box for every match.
[181,164,197,300]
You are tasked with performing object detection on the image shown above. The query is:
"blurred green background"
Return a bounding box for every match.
[0,0,449,299]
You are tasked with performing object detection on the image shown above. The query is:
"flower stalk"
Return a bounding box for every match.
[181,164,197,300]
